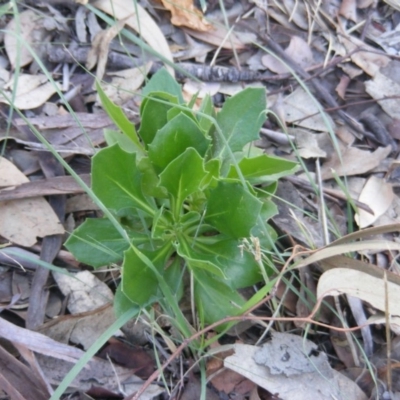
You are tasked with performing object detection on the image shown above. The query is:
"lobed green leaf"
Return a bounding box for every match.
[213,88,266,159]
[65,218,150,267]
[159,148,207,214]
[148,113,210,172]
[92,144,155,216]
[205,180,263,239]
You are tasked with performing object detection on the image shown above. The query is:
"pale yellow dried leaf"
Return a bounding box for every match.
[102,63,152,104]
[321,145,392,180]
[383,0,400,11]
[93,0,174,76]
[294,240,400,270]
[4,10,44,68]
[317,268,400,317]
[225,344,367,400]
[355,176,394,228]
[0,157,64,247]
[365,71,400,119]
[4,73,47,96]
[161,0,211,31]
[0,79,60,110]
[282,87,335,132]
[338,34,390,76]
[87,17,128,81]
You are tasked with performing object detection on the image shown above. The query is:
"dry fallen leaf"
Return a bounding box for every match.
[93,0,174,76]
[338,34,391,76]
[321,144,392,180]
[52,270,114,314]
[0,157,64,247]
[184,24,256,50]
[160,0,211,31]
[102,63,152,105]
[282,86,335,132]
[262,36,314,74]
[355,176,394,228]
[87,17,128,81]
[4,10,45,68]
[0,74,61,110]
[339,0,358,22]
[224,341,367,400]
[39,304,117,350]
[318,268,400,321]
[365,70,400,119]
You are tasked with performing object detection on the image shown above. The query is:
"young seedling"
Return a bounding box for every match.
[66,69,298,333]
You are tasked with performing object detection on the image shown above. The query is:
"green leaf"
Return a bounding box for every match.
[114,284,141,318]
[205,180,263,239]
[148,113,210,172]
[191,238,265,288]
[139,92,179,146]
[163,255,184,299]
[92,144,155,216]
[159,148,207,214]
[228,154,298,184]
[201,159,220,189]
[167,105,197,124]
[122,243,173,306]
[104,129,138,154]
[193,269,245,327]
[198,94,215,133]
[96,81,144,153]
[176,237,226,278]
[138,157,168,198]
[142,68,184,103]
[65,218,149,267]
[151,207,173,240]
[251,218,278,250]
[213,88,266,158]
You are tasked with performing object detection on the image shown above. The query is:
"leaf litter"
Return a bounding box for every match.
[1,0,400,399]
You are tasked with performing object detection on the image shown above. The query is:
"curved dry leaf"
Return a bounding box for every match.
[160,0,211,31]
[0,157,64,247]
[294,240,400,270]
[102,63,152,104]
[317,268,400,317]
[338,35,391,76]
[355,176,394,228]
[93,0,174,76]
[0,74,60,110]
[4,74,47,95]
[87,17,128,80]
[4,10,44,68]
